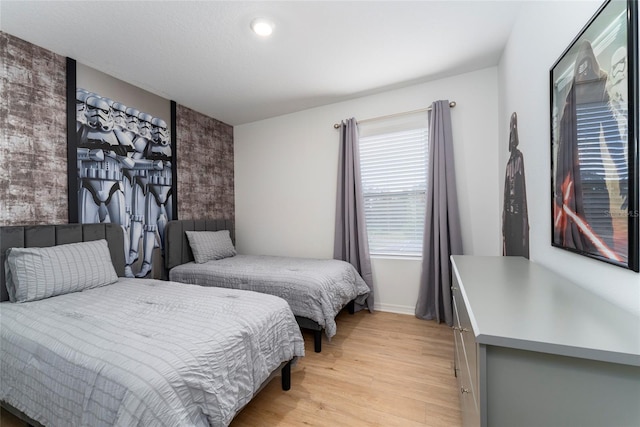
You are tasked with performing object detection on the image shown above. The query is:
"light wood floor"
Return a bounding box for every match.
[1,310,461,427]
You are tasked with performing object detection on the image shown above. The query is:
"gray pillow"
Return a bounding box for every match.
[6,239,119,303]
[185,230,237,263]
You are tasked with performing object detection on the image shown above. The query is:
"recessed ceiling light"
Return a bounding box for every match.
[251,18,274,37]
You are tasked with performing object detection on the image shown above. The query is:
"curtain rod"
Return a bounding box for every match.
[332,101,456,129]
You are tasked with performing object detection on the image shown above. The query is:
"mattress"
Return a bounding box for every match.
[169,255,370,338]
[0,278,305,427]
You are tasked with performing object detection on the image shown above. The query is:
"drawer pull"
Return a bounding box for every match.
[461,327,469,332]
[451,326,460,331]
[461,387,470,394]
[451,286,458,291]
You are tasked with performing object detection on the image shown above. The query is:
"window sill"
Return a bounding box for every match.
[370,254,422,261]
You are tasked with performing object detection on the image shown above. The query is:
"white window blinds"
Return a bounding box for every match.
[359,114,429,257]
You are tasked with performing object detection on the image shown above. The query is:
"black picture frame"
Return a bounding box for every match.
[66,58,178,278]
[550,0,638,272]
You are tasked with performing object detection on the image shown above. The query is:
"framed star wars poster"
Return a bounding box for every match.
[550,0,638,271]
[66,59,178,278]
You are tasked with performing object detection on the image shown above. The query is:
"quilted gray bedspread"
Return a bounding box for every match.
[0,279,305,427]
[169,255,370,338]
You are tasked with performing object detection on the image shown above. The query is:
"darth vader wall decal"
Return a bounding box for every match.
[502,112,529,259]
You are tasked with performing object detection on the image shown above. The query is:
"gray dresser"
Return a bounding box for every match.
[451,255,640,427]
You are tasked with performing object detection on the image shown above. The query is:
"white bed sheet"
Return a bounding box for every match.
[0,278,305,427]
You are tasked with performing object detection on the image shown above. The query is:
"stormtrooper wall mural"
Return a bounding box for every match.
[70,66,176,278]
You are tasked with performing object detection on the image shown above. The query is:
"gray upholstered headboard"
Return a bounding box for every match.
[164,219,235,271]
[0,223,126,302]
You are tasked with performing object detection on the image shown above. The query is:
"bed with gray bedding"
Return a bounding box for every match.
[170,254,370,337]
[165,220,371,353]
[0,223,305,427]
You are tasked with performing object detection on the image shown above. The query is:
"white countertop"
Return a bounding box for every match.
[451,255,640,367]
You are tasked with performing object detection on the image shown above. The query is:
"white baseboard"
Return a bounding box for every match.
[373,302,415,315]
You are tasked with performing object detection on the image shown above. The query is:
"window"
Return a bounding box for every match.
[359,114,428,257]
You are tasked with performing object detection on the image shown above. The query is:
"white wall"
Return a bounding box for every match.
[77,63,170,120]
[235,68,501,314]
[498,0,640,315]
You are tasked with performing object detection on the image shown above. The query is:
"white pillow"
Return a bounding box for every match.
[5,239,118,303]
[185,230,237,263]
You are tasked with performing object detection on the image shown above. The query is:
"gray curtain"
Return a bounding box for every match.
[415,100,462,326]
[334,118,374,312]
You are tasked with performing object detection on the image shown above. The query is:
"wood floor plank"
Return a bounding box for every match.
[232,311,462,426]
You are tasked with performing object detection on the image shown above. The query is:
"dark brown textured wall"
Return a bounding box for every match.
[176,104,234,221]
[0,32,234,226]
[0,32,68,225]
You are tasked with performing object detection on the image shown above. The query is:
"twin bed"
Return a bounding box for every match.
[164,219,371,352]
[0,220,370,426]
[0,223,305,427]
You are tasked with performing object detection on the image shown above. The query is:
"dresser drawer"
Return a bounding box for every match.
[452,279,480,427]
[453,283,478,397]
[458,306,478,395]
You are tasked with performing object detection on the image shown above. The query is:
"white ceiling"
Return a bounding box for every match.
[0,1,524,126]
